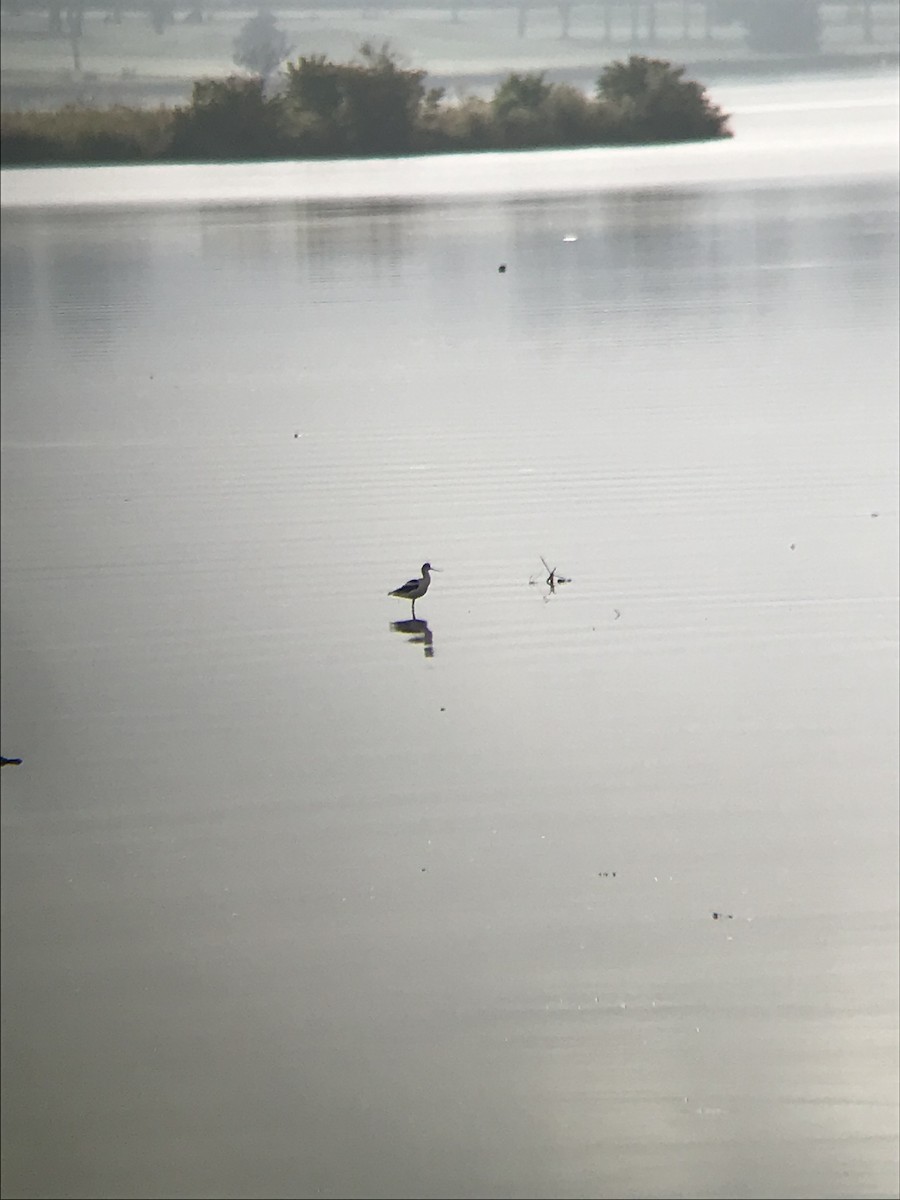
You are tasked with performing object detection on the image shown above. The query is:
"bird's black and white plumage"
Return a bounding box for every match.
[389,563,434,616]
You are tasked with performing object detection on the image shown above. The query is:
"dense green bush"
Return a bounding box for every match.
[489,71,553,147]
[597,56,731,142]
[168,76,286,160]
[419,95,496,152]
[281,42,427,156]
[1,52,732,167]
[543,85,609,146]
[492,71,555,122]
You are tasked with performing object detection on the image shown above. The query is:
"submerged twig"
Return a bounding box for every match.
[539,555,570,593]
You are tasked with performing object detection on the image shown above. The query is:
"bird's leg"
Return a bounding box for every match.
[411,599,416,617]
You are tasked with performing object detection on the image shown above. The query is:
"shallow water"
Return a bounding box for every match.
[1,73,899,1200]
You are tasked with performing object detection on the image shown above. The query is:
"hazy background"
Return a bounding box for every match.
[2,0,899,109]
[1,30,899,1200]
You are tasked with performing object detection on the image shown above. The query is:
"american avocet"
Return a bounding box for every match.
[389,563,436,616]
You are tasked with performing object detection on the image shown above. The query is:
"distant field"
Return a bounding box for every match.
[2,2,898,108]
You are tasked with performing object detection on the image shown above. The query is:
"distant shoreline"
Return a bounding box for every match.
[2,52,737,167]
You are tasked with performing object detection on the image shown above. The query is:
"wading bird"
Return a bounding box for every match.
[389,563,436,617]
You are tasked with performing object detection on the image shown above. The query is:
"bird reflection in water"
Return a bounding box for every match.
[390,617,434,657]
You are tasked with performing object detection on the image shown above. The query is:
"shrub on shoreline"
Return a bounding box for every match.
[0,51,731,168]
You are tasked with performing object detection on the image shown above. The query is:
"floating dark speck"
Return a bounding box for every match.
[498,264,507,273]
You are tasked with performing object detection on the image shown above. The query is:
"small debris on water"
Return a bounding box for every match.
[563,235,578,242]
[871,512,879,518]
[597,871,617,878]
[440,706,445,712]
[613,609,621,620]
[790,543,796,550]
[711,911,733,920]
[498,263,507,273]
[1,757,23,767]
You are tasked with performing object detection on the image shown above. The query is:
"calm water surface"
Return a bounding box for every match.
[2,73,899,1200]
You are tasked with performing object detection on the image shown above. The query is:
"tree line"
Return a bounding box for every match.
[4,1,886,55]
[1,47,732,166]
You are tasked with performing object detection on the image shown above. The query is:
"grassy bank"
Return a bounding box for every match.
[0,101,174,162]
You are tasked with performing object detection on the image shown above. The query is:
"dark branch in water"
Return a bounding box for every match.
[540,556,571,592]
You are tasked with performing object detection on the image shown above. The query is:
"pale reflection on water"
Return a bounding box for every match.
[1,73,899,1200]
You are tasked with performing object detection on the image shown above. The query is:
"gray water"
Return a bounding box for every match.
[2,73,899,1200]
